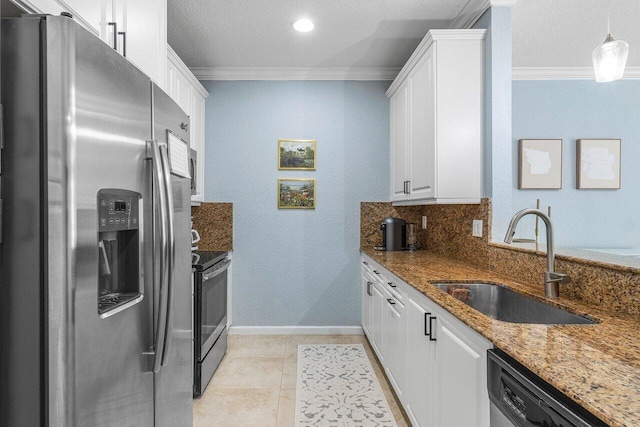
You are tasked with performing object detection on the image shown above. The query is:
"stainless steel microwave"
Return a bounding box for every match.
[189,148,197,196]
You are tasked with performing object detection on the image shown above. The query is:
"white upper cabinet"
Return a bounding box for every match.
[14,0,167,89]
[167,46,209,203]
[387,30,486,205]
[390,84,409,201]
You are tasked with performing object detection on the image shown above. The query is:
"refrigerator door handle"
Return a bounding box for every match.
[148,139,170,373]
[159,141,176,367]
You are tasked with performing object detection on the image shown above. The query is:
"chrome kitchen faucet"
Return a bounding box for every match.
[504,209,571,298]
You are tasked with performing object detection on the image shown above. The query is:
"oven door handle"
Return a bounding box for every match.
[202,258,231,281]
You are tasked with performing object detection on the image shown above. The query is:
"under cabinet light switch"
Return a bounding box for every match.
[472,220,483,237]
[422,216,427,229]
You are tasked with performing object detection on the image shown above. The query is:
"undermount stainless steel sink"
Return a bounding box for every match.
[432,283,596,325]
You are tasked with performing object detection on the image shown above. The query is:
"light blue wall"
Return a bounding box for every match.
[473,7,513,240]
[510,80,640,248]
[201,81,390,327]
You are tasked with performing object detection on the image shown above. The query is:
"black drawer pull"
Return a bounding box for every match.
[428,316,437,341]
[424,312,431,336]
[387,298,396,305]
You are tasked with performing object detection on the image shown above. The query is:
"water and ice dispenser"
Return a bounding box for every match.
[97,189,142,317]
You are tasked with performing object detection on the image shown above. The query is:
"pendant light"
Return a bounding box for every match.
[592,0,629,82]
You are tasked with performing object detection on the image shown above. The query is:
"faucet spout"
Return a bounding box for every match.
[503,208,570,298]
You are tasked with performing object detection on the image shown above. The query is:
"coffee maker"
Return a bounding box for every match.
[375,217,407,251]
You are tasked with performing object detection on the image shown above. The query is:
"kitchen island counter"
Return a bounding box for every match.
[361,248,640,427]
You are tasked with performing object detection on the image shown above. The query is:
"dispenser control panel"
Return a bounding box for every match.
[98,189,140,232]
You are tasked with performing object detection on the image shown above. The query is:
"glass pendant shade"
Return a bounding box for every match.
[592,34,629,82]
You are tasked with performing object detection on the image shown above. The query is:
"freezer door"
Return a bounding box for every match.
[151,84,193,426]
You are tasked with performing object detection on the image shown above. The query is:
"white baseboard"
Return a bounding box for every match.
[228,326,364,335]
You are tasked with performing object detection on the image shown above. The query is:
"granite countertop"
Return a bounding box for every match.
[361,248,640,427]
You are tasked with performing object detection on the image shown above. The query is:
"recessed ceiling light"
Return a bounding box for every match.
[293,19,314,33]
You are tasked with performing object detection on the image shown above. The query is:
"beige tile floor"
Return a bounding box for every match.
[193,334,411,427]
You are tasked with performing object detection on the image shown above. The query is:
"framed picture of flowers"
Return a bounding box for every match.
[278,178,316,209]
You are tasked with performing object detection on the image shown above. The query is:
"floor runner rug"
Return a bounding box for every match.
[295,344,397,427]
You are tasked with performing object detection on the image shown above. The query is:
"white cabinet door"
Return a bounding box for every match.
[408,48,436,200]
[166,46,209,204]
[371,281,385,362]
[386,30,485,205]
[12,0,100,35]
[122,0,166,87]
[434,315,490,427]
[190,92,206,201]
[383,292,405,397]
[404,294,435,427]
[361,270,374,338]
[16,0,167,88]
[390,84,409,202]
[65,0,101,34]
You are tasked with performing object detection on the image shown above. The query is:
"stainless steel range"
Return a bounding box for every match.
[192,251,230,397]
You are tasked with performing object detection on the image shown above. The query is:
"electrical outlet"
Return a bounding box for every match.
[472,220,483,237]
[422,216,427,229]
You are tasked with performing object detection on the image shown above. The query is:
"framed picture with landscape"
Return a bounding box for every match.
[278,178,316,209]
[278,139,316,170]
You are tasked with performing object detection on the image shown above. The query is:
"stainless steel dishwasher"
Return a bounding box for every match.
[488,349,607,427]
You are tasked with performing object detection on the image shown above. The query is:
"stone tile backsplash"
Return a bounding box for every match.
[360,199,640,317]
[191,202,233,252]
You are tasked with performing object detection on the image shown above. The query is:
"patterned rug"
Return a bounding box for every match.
[295,344,398,427]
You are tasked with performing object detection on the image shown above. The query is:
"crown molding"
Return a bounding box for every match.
[513,66,640,80]
[449,0,519,29]
[191,67,399,81]
[167,45,209,98]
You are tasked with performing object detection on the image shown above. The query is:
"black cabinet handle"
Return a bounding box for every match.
[424,312,431,336]
[118,31,126,57]
[373,270,380,275]
[404,180,411,194]
[363,261,369,266]
[429,316,437,341]
[387,298,396,305]
[108,22,118,51]
[367,281,372,296]
[388,282,396,288]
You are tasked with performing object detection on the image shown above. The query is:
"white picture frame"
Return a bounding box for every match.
[577,139,621,189]
[518,139,562,189]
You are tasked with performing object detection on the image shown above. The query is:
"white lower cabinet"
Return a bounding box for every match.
[361,268,374,338]
[371,281,385,363]
[361,255,491,427]
[435,313,490,427]
[404,293,436,426]
[382,287,405,398]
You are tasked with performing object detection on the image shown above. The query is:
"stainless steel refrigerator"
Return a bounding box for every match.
[0,15,193,426]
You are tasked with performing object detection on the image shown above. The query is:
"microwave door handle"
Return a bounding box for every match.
[159,142,176,367]
[148,139,169,373]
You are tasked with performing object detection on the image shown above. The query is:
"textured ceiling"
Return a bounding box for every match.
[168,0,640,72]
[512,0,640,68]
[167,0,468,69]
